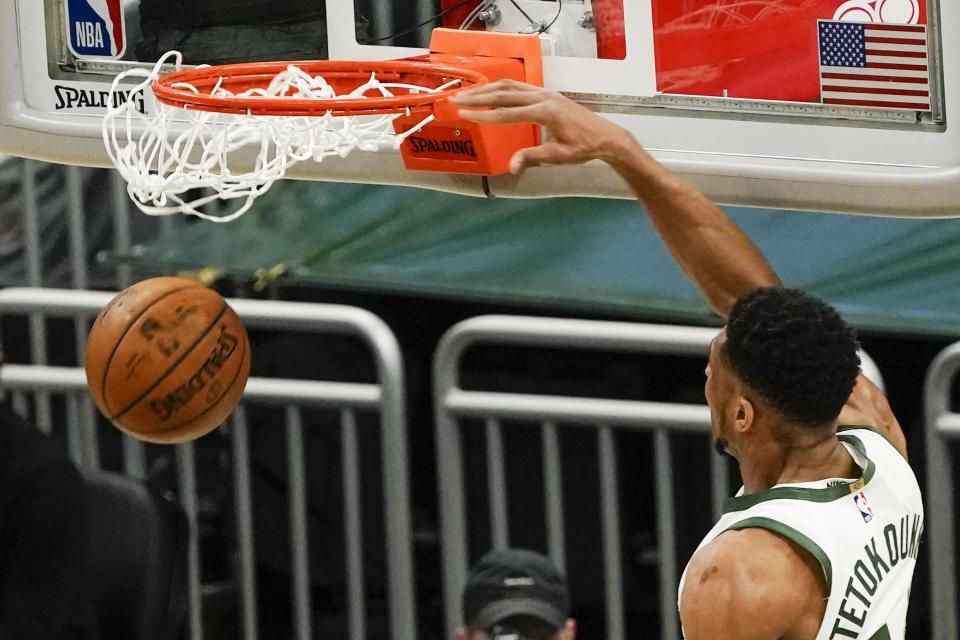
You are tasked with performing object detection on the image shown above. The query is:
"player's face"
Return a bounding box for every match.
[705,331,735,456]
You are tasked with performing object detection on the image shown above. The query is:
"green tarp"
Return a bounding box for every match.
[127,181,960,337]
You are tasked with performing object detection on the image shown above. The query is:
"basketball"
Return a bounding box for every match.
[84,277,251,444]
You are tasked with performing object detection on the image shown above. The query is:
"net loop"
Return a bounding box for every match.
[102,52,461,222]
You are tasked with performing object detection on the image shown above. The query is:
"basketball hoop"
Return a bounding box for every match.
[103,29,543,222]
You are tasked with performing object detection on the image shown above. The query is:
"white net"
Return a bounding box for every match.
[103,52,459,222]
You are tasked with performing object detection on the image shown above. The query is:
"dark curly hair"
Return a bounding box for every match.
[723,288,860,427]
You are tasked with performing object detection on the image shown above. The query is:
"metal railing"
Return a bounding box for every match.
[0,287,417,640]
[4,161,157,476]
[924,343,960,640]
[433,314,889,640]
[434,315,719,640]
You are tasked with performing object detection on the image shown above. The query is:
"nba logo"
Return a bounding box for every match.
[853,491,874,523]
[65,0,125,58]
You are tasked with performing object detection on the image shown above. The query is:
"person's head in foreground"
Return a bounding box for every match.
[457,548,576,640]
[705,287,861,459]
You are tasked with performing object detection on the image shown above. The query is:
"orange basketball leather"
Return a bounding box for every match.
[85,277,250,444]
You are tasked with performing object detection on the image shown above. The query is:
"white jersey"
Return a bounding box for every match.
[679,427,923,640]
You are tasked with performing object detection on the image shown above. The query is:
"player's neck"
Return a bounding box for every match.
[738,425,859,494]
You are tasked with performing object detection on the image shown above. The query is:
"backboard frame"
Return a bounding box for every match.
[0,0,957,216]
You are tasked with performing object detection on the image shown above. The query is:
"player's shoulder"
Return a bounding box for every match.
[685,526,815,593]
[680,527,824,639]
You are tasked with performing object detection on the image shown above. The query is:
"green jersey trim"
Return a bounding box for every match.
[868,625,892,640]
[723,434,875,513]
[837,424,897,449]
[724,516,833,592]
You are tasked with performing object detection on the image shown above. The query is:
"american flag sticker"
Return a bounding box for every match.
[818,20,929,111]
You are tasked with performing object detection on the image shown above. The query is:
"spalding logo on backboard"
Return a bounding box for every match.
[65,0,125,59]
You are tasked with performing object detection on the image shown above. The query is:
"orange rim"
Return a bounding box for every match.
[152,59,489,116]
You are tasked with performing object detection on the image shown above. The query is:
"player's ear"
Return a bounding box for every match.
[735,396,755,433]
[557,618,577,640]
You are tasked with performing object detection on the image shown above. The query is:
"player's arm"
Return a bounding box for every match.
[454,82,908,454]
[602,136,782,318]
[680,527,826,640]
[453,81,780,318]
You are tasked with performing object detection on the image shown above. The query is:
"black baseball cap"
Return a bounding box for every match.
[462,548,570,632]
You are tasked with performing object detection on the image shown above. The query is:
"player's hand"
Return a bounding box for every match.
[450,79,633,174]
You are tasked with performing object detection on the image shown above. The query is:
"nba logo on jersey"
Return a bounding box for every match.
[65,0,125,58]
[854,491,874,523]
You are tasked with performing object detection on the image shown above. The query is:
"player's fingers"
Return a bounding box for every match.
[451,78,540,101]
[457,103,552,125]
[510,142,576,173]
[450,89,545,108]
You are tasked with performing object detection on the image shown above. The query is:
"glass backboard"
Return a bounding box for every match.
[0,0,956,216]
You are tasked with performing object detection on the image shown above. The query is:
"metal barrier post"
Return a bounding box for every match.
[342,409,368,640]
[486,418,510,550]
[542,420,567,575]
[176,442,204,640]
[66,166,100,470]
[109,171,147,480]
[286,407,313,640]
[19,161,52,433]
[924,342,960,640]
[230,407,260,640]
[653,429,679,640]
[598,425,625,640]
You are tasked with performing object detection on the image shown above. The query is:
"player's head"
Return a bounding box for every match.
[704,287,860,457]
[456,548,576,640]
